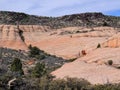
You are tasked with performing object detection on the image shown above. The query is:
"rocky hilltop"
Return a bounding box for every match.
[0,11,120,28]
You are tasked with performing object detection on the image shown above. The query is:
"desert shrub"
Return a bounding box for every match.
[66,78,90,90]
[39,76,49,90]
[35,54,46,60]
[28,45,40,57]
[66,58,77,62]
[18,29,25,41]
[97,43,101,48]
[108,60,113,65]
[91,84,120,90]
[10,58,24,76]
[39,55,46,60]
[76,30,80,33]
[49,79,66,90]
[51,55,57,58]
[0,74,12,84]
[28,44,32,50]
[28,45,48,60]
[116,66,120,69]
[32,63,46,78]
[103,21,108,26]
[39,74,55,90]
[48,78,90,90]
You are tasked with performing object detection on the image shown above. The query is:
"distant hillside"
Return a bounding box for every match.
[0,11,120,28]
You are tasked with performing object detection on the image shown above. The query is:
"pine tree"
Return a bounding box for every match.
[10,58,24,76]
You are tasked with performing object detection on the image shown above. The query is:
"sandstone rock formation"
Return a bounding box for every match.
[52,59,120,84]
[0,25,50,50]
[50,27,120,84]
[102,33,120,48]
[0,25,120,84]
[0,25,119,58]
[0,25,28,50]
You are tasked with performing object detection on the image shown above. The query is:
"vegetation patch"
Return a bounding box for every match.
[18,29,25,42]
[65,58,77,62]
[0,11,120,29]
[107,60,113,65]
[10,58,24,76]
[97,43,101,48]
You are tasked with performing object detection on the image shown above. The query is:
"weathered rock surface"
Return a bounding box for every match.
[52,59,120,84]
[50,27,120,84]
[0,25,27,50]
[0,25,119,58]
[0,25,50,50]
[102,32,120,48]
[0,25,120,84]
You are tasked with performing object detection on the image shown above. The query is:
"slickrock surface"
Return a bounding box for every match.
[52,60,120,84]
[0,25,120,84]
[0,25,50,50]
[0,25,119,58]
[23,26,118,59]
[0,25,28,50]
[102,33,120,48]
[52,48,120,85]
[0,12,120,85]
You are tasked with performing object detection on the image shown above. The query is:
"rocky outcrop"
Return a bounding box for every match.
[102,33,120,48]
[0,25,27,50]
[0,25,52,50]
[52,59,120,84]
[0,25,119,58]
[19,25,50,32]
[50,27,120,84]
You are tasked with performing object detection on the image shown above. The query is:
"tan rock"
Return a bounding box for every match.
[0,25,120,84]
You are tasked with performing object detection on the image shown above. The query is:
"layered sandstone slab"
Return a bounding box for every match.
[102,33,120,48]
[52,59,120,84]
[0,25,119,58]
[0,25,28,50]
[52,48,120,84]
[0,25,50,50]
[51,27,120,84]
[24,26,118,59]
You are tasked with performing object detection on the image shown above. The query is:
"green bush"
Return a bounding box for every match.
[108,60,113,65]
[40,77,90,90]
[39,55,46,60]
[76,30,80,33]
[32,63,46,78]
[103,21,108,26]
[91,84,120,90]
[66,58,77,62]
[97,43,101,48]
[28,45,40,57]
[18,30,25,41]
[10,58,24,75]
[35,54,46,60]
[28,44,32,49]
